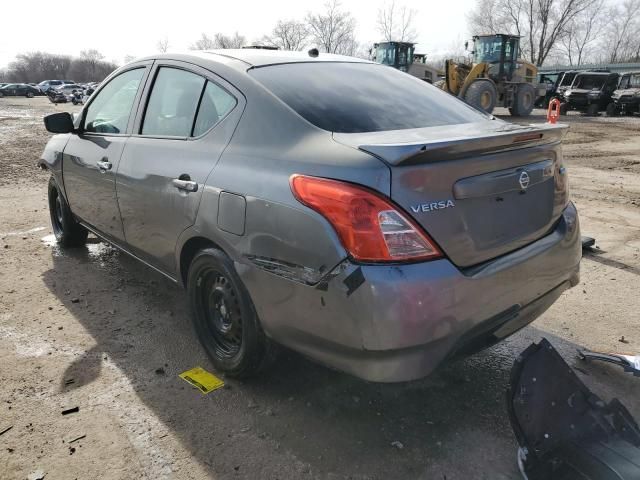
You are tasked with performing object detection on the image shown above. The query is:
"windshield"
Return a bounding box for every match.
[250,62,486,133]
[573,75,607,90]
[473,36,513,64]
[559,73,576,87]
[620,74,640,89]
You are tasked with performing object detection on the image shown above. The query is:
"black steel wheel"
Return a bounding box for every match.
[47,176,88,247]
[188,248,275,378]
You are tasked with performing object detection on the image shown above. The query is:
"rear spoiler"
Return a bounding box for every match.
[341,123,568,166]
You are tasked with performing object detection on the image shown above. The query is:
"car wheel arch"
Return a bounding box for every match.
[178,236,226,287]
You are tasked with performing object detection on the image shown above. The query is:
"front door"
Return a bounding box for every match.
[116,62,242,274]
[62,65,150,242]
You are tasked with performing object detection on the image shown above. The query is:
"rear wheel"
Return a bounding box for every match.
[48,177,88,247]
[188,248,275,378]
[464,80,497,114]
[559,103,569,115]
[509,84,535,116]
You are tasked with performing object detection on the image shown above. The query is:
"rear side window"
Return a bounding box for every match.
[249,62,485,133]
[84,68,144,134]
[142,67,205,137]
[192,81,236,137]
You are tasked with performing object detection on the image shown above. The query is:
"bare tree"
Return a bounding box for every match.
[213,32,246,49]
[4,51,115,82]
[377,1,417,42]
[559,0,605,65]
[264,20,309,50]
[157,37,170,53]
[305,0,357,54]
[604,0,640,62]
[190,33,217,50]
[467,0,599,66]
[79,49,106,79]
[123,54,136,64]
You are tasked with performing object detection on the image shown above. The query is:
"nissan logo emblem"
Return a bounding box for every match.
[519,171,530,190]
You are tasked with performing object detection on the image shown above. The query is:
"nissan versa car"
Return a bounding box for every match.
[40,50,581,382]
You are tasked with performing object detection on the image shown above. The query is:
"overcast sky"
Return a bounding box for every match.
[0,0,476,68]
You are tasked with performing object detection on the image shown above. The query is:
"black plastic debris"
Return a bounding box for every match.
[61,406,79,415]
[578,349,640,377]
[581,236,596,250]
[507,338,640,479]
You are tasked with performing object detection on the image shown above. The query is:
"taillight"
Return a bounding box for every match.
[290,175,441,262]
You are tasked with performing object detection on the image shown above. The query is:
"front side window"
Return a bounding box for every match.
[141,67,205,137]
[83,68,145,134]
[250,62,485,133]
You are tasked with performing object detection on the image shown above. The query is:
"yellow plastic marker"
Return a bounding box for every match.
[179,367,224,394]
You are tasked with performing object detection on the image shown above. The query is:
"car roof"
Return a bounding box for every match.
[138,49,372,70]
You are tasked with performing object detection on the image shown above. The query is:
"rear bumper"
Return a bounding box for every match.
[241,203,581,382]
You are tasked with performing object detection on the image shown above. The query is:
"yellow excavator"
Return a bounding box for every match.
[442,34,544,116]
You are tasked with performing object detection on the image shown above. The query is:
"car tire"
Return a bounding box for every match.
[26,92,34,98]
[587,104,600,116]
[559,103,569,115]
[606,103,618,116]
[48,177,88,247]
[187,248,276,378]
[0,91,4,98]
[509,84,536,116]
[464,80,497,114]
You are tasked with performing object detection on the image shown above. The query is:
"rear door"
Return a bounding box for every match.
[116,61,242,275]
[62,63,151,242]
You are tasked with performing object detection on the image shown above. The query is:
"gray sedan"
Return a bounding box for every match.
[40,50,581,382]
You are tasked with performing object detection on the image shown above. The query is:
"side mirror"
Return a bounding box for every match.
[44,112,75,134]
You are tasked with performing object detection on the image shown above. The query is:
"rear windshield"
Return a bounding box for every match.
[249,62,485,133]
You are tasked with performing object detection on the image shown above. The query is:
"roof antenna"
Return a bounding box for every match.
[308,48,319,58]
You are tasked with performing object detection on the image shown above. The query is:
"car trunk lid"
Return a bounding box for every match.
[334,121,570,267]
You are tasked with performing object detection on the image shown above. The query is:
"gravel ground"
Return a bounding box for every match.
[1,97,639,479]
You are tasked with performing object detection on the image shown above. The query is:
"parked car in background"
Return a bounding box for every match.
[607,71,640,116]
[0,83,41,98]
[38,80,64,94]
[535,72,563,108]
[40,50,581,382]
[47,84,84,104]
[560,72,619,115]
[38,80,76,94]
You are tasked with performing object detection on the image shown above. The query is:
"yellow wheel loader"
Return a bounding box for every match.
[442,34,545,116]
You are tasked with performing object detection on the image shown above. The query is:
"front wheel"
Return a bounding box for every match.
[464,80,497,114]
[587,104,600,116]
[559,103,569,115]
[606,103,618,116]
[26,91,34,98]
[48,177,88,247]
[187,248,276,378]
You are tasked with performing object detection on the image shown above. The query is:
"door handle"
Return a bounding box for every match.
[172,178,198,192]
[97,159,112,172]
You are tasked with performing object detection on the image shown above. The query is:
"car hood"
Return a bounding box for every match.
[613,88,640,96]
[565,88,600,95]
